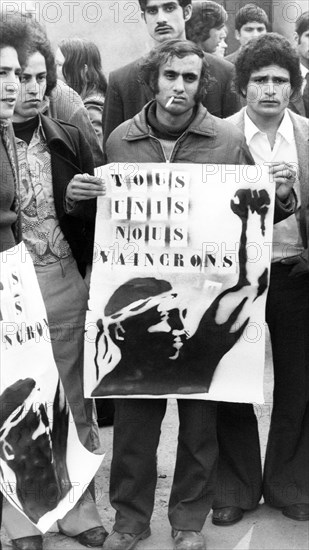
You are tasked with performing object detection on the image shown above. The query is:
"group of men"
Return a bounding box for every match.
[0,2,308,550]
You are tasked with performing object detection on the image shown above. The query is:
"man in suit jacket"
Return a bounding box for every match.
[225,3,269,64]
[211,33,309,528]
[289,11,309,118]
[102,0,240,149]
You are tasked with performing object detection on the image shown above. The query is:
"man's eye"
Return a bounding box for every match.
[165,5,176,11]
[0,70,7,76]
[146,8,157,14]
[184,76,196,82]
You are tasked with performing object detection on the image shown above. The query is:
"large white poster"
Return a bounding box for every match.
[85,163,275,403]
[0,243,103,533]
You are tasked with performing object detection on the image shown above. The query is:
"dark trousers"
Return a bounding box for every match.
[110,398,218,533]
[214,264,309,509]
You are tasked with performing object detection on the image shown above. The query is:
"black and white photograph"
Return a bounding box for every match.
[0,1,308,549]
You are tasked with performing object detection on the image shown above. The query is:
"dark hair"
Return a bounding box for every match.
[24,16,57,96]
[59,38,107,100]
[186,1,227,44]
[235,3,269,32]
[139,39,209,102]
[139,0,192,12]
[0,11,31,67]
[295,10,309,38]
[235,33,303,97]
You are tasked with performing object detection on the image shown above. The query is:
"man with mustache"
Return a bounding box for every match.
[103,39,296,550]
[102,0,240,149]
[212,32,309,527]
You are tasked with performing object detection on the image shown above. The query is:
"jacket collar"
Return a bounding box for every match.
[123,100,217,141]
[38,113,76,155]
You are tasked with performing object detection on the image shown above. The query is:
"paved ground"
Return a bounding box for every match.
[1,334,309,549]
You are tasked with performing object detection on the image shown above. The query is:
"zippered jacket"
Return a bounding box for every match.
[106,101,252,165]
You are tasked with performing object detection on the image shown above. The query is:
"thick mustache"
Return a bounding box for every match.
[155,23,172,30]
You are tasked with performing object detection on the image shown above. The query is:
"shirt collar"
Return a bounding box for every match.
[15,114,47,144]
[37,114,47,141]
[300,62,309,79]
[244,108,294,145]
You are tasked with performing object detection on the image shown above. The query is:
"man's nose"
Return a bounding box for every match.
[27,78,39,93]
[265,82,276,96]
[157,7,167,23]
[252,28,261,37]
[5,80,19,93]
[173,75,185,93]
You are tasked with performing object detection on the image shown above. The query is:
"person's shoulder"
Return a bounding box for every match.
[108,57,143,83]
[204,52,234,72]
[196,106,245,139]
[225,49,240,64]
[41,113,77,131]
[287,108,309,128]
[225,108,245,126]
[50,80,84,107]
[40,113,81,144]
[213,113,245,136]
[106,118,133,146]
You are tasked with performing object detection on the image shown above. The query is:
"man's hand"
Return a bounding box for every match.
[269,162,297,201]
[66,174,106,201]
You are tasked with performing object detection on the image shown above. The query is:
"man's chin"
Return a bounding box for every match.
[154,31,176,43]
[0,108,15,119]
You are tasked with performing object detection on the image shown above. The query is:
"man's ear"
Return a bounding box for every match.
[292,31,299,47]
[240,87,247,98]
[183,4,192,22]
[141,11,145,22]
[289,87,296,102]
[235,29,241,42]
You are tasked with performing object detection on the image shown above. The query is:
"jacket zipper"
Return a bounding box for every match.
[148,132,188,163]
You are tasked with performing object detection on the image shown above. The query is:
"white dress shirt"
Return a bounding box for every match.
[300,62,309,95]
[244,109,304,262]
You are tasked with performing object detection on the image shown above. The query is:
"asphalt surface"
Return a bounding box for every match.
[1,334,309,549]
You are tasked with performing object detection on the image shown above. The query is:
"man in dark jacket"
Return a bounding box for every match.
[103,39,296,550]
[225,3,269,64]
[1,32,107,550]
[102,0,240,149]
[289,11,309,118]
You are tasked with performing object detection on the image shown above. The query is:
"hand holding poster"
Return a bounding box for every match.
[85,163,275,403]
[0,243,103,533]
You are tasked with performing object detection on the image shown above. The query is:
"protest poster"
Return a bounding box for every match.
[84,163,275,403]
[0,243,103,533]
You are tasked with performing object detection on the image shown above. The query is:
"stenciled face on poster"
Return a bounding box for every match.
[85,162,275,403]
